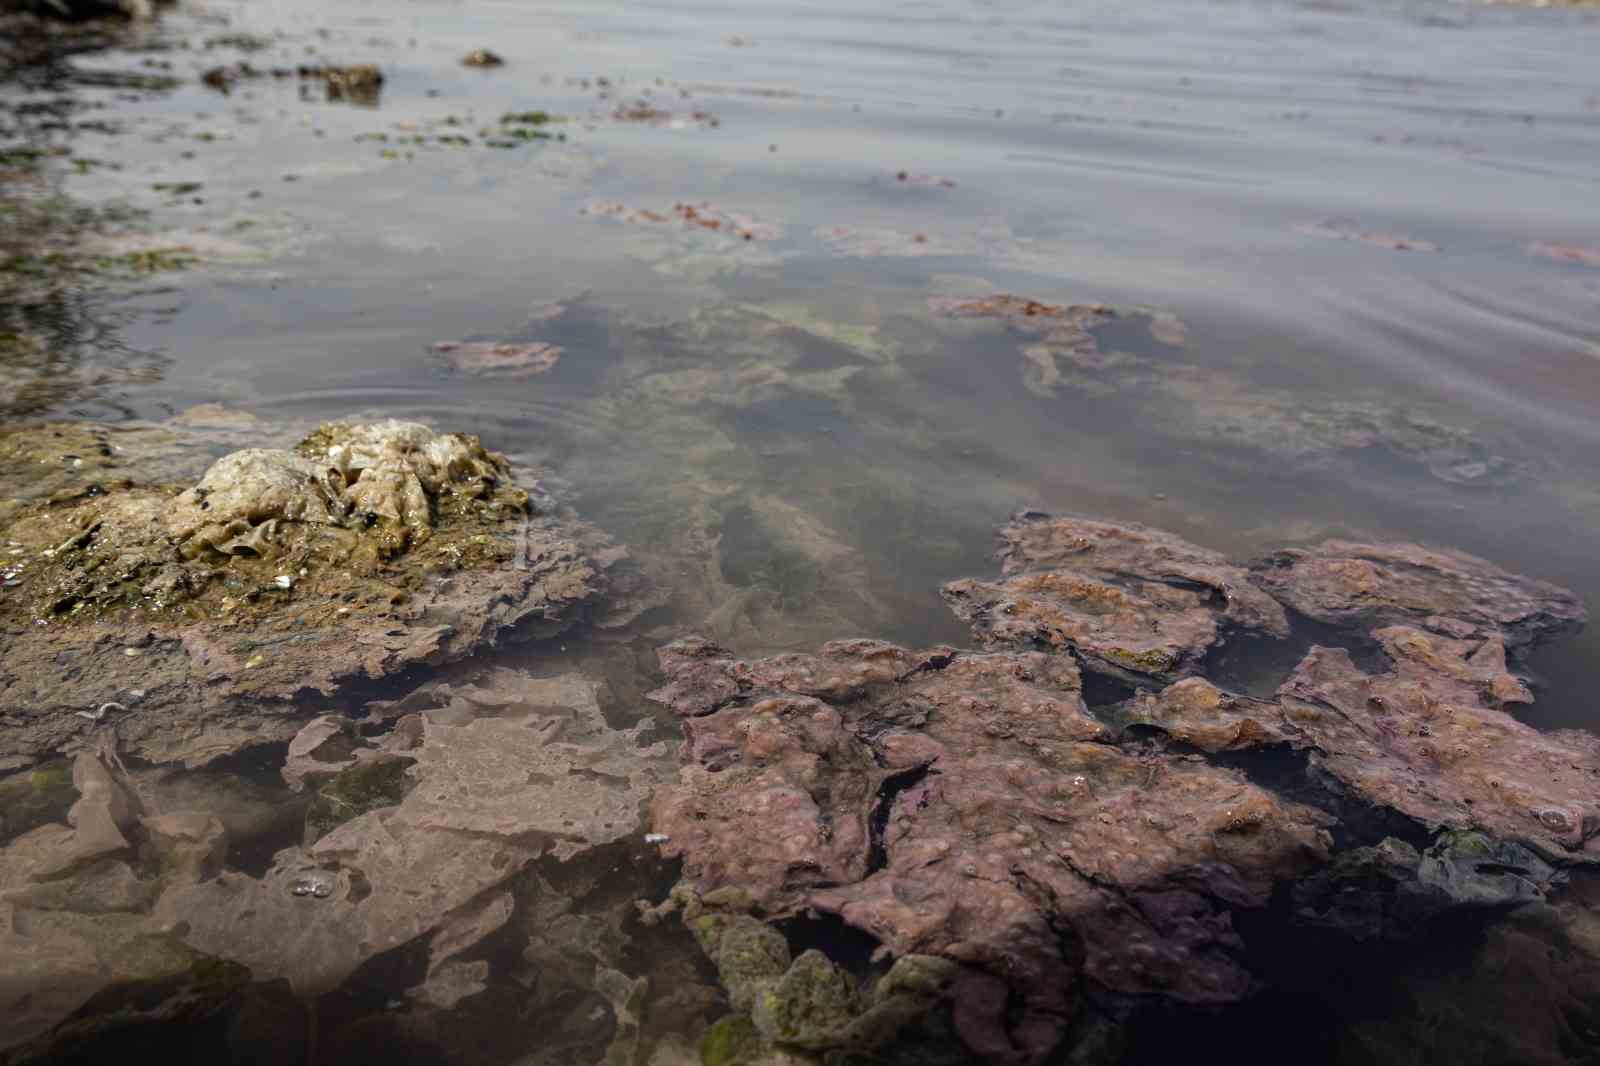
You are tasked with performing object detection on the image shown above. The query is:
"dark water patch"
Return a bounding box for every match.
[774,910,884,978]
[1204,611,1387,698]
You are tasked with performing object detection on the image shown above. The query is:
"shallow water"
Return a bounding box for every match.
[5,0,1600,1059]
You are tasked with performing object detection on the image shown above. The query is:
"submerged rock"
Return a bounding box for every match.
[942,512,1288,684]
[0,419,653,767]
[648,637,1330,1064]
[155,667,671,995]
[0,749,246,1057]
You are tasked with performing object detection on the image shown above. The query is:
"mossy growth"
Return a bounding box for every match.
[303,757,410,844]
[1102,645,1178,676]
[753,950,861,1051]
[0,758,79,844]
[700,1014,764,1066]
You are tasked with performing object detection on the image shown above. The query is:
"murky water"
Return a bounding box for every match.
[5,0,1600,1060]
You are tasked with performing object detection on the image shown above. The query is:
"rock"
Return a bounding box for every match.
[1253,539,1585,652]
[685,911,959,1062]
[302,756,411,845]
[281,714,358,791]
[751,949,863,1050]
[1120,625,1600,865]
[1292,832,1558,943]
[1277,630,1600,863]
[141,811,227,885]
[0,419,653,767]
[1117,677,1296,753]
[942,512,1288,684]
[648,637,1330,1064]
[4,0,169,21]
[0,760,77,845]
[0,752,243,1057]
[155,666,671,994]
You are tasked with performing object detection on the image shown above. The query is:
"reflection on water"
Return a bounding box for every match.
[4,0,1600,1060]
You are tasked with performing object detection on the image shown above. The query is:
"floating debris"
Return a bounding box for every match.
[1527,241,1600,267]
[430,340,564,377]
[1295,219,1439,252]
[582,200,781,241]
[461,48,505,67]
[891,170,955,188]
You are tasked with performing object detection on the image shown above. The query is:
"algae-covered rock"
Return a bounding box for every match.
[302,757,411,845]
[0,418,653,767]
[1253,539,1586,652]
[684,911,957,1065]
[0,760,77,845]
[752,950,862,1050]
[650,638,1330,1064]
[700,1014,764,1066]
[942,511,1289,684]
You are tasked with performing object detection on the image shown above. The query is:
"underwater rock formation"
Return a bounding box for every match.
[0,747,246,1057]
[0,419,655,768]
[648,637,1331,1064]
[158,667,670,995]
[941,512,1288,684]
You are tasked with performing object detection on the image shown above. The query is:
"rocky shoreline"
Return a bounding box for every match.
[1,424,1594,1065]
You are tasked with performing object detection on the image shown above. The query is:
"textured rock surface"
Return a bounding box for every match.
[1119,625,1600,863]
[1253,539,1586,651]
[648,637,1330,1064]
[942,512,1288,683]
[1279,629,1600,862]
[0,419,654,767]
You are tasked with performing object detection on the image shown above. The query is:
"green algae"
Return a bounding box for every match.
[701,1014,764,1066]
[0,758,79,844]
[302,757,411,844]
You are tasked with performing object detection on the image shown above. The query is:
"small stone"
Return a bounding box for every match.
[274,575,293,590]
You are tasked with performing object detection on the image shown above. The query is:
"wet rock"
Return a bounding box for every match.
[1293,832,1558,943]
[3,0,168,21]
[302,756,412,845]
[1332,874,1600,1066]
[1117,678,1295,753]
[1277,630,1600,862]
[141,811,227,885]
[0,759,77,845]
[0,419,652,767]
[281,714,358,791]
[685,910,958,1062]
[1253,539,1586,651]
[155,666,671,994]
[942,512,1288,684]
[199,62,384,105]
[0,752,244,1057]
[649,637,1330,1064]
[1121,621,1600,863]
